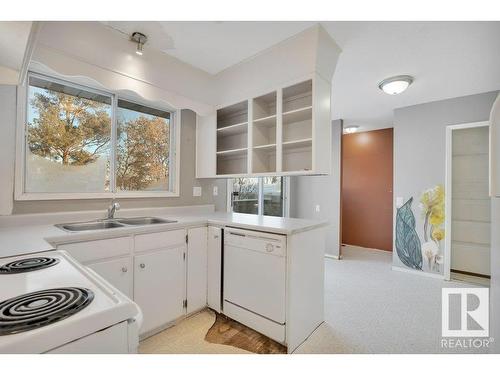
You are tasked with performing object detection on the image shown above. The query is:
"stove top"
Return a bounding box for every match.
[0,287,94,336]
[0,257,60,274]
[0,251,141,353]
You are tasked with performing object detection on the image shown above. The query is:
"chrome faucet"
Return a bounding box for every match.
[107,200,120,219]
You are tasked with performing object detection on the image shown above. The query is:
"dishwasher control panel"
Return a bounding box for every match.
[224,227,286,257]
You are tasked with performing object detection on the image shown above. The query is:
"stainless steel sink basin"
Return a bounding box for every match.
[55,217,176,232]
[56,220,124,232]
[115,217,177,226]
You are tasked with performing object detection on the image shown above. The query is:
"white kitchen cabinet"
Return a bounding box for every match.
[134,247,185,335]
[86,257,133,298]
[186,227,208,314]
[207,226,222,312]
[490,93,500,197]
[196,74,332,178]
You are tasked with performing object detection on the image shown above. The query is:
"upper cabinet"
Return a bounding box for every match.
[209,76,330,177]
[490,93,500,197]
[196,25,341,178]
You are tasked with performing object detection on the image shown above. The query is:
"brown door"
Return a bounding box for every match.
[341,128,393,251]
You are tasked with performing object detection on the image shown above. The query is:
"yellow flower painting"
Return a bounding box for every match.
[419,185,445,272]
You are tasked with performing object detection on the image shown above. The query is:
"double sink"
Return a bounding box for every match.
[55,217,177,232]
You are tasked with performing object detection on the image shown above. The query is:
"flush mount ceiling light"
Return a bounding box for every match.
[344,125,359,134]
[131,32,147,56]
[378,75,414,95]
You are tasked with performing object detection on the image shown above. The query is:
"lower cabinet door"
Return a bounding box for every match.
[207,226,222,312]
[187,227,208,314]
[134,247,185,335]
[86,257,133,298]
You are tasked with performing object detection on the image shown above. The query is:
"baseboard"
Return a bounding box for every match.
[325,254,342,260]
[391,265,445,280]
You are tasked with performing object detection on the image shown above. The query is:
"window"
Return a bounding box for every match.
[228,177,288,217]
[18,73,177,199]
[116,100,172,192]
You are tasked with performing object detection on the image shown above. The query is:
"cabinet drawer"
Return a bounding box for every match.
[57,237,131,263]
[134,229,186,253]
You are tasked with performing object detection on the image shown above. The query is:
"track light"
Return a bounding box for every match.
[131,32,147,56]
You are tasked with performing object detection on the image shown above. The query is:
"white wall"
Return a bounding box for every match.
[393,91,498,275]
[0,85,16,215]
[289,120,342,257]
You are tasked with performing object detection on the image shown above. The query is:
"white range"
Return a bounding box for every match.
[0,250,142,354]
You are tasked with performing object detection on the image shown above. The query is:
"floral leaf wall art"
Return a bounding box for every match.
[395,197,423,270]
[420,185,445,272]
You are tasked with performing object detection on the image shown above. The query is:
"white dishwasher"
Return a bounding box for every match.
[223,227,287,343]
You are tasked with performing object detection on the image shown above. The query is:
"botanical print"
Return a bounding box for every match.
[419,185,445,272]
[395,197,423,270]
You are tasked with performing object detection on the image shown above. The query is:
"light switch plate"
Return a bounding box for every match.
[193,186,202,197]
[315,204,320,212]
[213,186,218,196]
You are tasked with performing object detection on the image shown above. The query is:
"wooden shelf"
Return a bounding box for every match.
[217,122,248,136]
[253,143,276,151]
[283,138,312,150]
[216,148,248,156]
[283,106,312,124]
[253,115,276,127]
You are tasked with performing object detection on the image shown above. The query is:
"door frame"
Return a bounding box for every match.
[444,121,490,281]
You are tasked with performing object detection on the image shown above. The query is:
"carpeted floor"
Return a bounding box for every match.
[140,245,486,354]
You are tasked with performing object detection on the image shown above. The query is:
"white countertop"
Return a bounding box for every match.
[0,211,328,259]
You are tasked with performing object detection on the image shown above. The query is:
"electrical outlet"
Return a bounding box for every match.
[315,204,320,212]
[213,186,218,196]
[193,186,202,197]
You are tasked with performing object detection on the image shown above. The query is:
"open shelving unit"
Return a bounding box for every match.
[282,80,313,172]
[216,101,248,175]
[206,76,330,177]
[251,92,277,174]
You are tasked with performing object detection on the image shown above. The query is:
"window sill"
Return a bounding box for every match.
[15,191,181,201]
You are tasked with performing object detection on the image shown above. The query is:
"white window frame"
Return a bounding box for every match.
[226,177,290,217]
[15,72,180,200]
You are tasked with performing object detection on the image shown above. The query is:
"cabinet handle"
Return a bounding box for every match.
[140,263,145,269]
[121,267,128,273]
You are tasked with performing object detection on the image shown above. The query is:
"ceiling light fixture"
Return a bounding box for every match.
[378,75,414,95]
[131,32,147,56]
[344,125,359,134]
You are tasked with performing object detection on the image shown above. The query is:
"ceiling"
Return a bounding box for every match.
[103,21,313,75]
[105,21,500,129]
[0,21,33,82]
